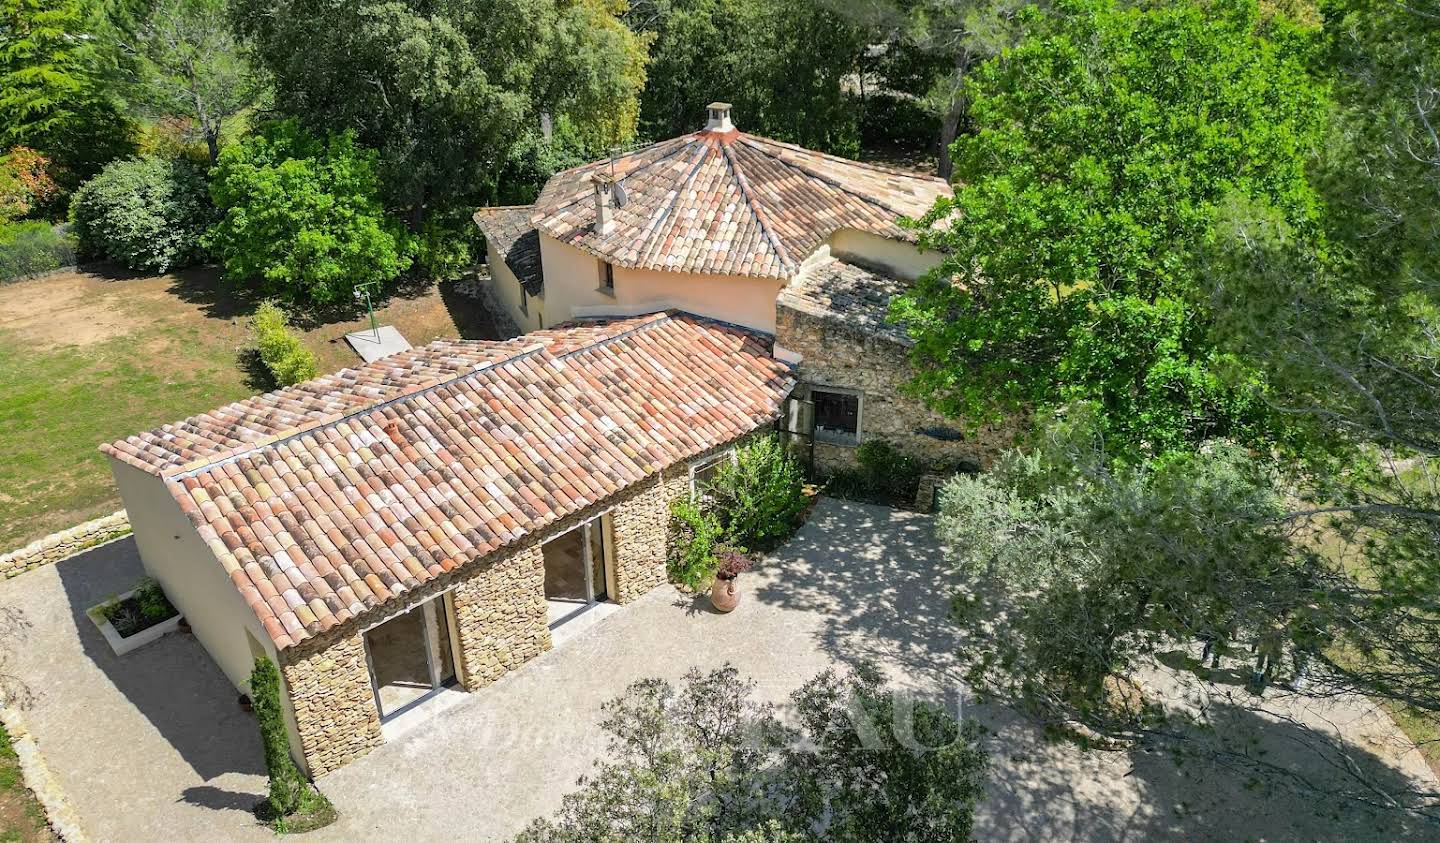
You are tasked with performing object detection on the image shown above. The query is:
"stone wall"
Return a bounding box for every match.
[450,543,551,689]
[279,629,383,776]
[272,437,749,776]
[776,304,1017,475]
[610,471,689,603]
[1,511,130,579]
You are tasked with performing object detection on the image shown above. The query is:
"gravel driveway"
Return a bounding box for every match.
[1,500,1434,841]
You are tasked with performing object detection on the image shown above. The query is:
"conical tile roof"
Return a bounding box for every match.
[532,127,951,280]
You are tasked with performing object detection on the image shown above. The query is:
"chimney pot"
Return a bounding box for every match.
[705,102,734,133]
[592,173,616,235]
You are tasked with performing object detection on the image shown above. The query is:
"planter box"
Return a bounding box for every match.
[86,589,182,656]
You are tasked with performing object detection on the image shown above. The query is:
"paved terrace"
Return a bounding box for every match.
[0,500,1433,841]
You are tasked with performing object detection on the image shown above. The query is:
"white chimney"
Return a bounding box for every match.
[705,102,734,132]
[592,173,616,235]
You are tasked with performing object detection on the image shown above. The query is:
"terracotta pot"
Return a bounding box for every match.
[710,575,740,613]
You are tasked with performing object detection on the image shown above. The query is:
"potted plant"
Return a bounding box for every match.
[709,550,753,613]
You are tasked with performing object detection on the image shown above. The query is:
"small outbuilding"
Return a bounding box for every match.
[102,312,794,775]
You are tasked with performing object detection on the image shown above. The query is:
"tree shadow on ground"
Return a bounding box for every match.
[179,785,263,815]
[754,498,1438,840]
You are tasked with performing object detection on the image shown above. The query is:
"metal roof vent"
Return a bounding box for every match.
[705,102,734,132]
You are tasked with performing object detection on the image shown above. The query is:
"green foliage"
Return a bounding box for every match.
[708,436,808,552]
[250,655,335,829]
[893,0,1328,459]
[0,0,94,143]
[100,576,178,637]
[856,91,938,151]
[937,407,1315,720]
[414,211,479,282]
[667,497,726,589]
[208,121,411,304]
[516,663,988,842]
[124,0,267,164]
[68,154,210,272]
[251,301,318,387]
[231,0,649,219]
[629,0,866,154]
[0,220,73,282]
[823,439,925,506]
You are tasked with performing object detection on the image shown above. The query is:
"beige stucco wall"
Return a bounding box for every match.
[486,241,545,333]
[108,457,313,774]
[107,458,270,691]
[539,234,786,334]
[827,229,945,282]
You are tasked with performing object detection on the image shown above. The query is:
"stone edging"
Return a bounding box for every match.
[0,512,131,580]
[0,705,89,842]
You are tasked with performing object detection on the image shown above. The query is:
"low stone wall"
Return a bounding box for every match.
[0,511,131,580]
[776,304,1017,475]
[0,706,89,841]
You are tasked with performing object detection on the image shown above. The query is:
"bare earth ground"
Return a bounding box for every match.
[0,500,1433,842]
[0,266,499,551]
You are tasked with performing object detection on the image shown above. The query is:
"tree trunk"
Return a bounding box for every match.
[937,50,972,182]
[205,129,220,167]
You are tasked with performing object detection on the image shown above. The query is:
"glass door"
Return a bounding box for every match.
[363,596,458,721]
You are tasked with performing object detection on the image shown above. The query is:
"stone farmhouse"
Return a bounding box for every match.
[476,103,1010,473]
[100,104,1009,777]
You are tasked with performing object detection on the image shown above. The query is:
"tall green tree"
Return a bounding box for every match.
[626,0,867,153]
[231,0,649,221]
[830,0,1031,178]
[0,0,92,142]
[892,0,1328,459]
[121,0,266,164]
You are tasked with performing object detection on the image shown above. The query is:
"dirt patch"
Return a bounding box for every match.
[0,273,136,349]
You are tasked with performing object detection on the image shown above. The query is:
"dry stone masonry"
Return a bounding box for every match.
[0,511,130,579]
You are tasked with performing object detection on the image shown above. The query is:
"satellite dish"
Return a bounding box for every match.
[612,182,628,209]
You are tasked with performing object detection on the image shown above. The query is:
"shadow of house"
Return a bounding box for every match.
[53,538,266,782]
[753,499,1437,840]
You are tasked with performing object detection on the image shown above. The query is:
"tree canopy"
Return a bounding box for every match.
[230,0,650,219]
[892,0,1328,458]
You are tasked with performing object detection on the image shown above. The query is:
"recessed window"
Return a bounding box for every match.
[812,387,861,446]
[690,449,736,500]
[599,260,615,293]
[519,287,528,316]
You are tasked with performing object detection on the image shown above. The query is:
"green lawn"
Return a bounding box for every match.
[0,267,497,552]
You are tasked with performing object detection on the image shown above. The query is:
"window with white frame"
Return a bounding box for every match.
[811,386,861,446]
[689,449,736,500]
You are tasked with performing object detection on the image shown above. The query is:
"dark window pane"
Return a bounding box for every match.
[813,389,859,438]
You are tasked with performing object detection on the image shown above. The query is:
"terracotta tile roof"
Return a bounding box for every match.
[779,257,914,346]
[103,313,796,648]
[532,130,951,280]
[473,206,544,295]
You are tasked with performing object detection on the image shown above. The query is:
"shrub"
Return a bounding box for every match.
[823,439,925,506]
[710,435,808,552]
[517,663,988,842]
[208,121,412,304]
[251,301,318,387]
[0,221,74,282]
[414,212,478,281]
[667,497,727,590]
[251,656,335,831]
[858,92,940,152]
[0,147,59,223]
[69,155,211,272]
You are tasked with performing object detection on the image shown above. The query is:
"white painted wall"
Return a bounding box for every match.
[539,234,786,334]
[486,241,545,332]
[107,457,311,774]
[828,228,944,281]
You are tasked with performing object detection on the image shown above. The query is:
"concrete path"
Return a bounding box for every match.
[1,500,1434,841]
[0,538,266,842]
